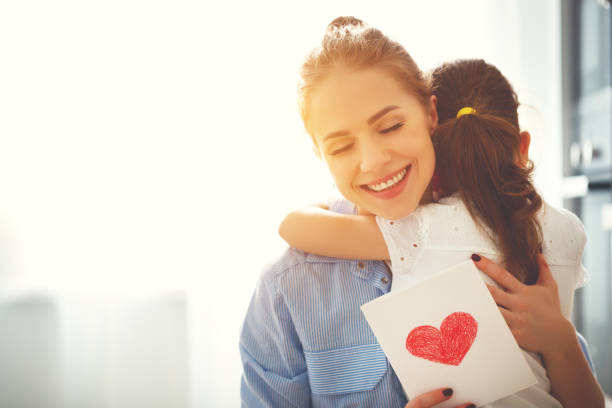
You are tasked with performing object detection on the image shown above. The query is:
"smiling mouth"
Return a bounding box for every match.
[362,165,410,192]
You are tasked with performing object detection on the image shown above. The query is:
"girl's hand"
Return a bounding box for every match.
[404,388,475,408]
[471,253,575,358]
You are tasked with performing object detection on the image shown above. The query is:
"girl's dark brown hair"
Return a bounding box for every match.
[431,59,543,284]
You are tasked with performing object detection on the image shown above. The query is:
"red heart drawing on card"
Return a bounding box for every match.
[405,312,478,366]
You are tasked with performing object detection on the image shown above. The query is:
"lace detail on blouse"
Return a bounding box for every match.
[376,194,588,292]
[376,211,427,276]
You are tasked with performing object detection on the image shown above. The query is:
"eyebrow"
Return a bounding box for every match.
[323,105,400,142]
[367,105,400,125]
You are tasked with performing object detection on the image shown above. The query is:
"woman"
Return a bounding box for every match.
[240,17,601,407]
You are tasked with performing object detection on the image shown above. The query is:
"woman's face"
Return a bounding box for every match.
[309,66,437,220]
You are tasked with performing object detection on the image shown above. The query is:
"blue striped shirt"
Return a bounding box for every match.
[239,200,598,407]
[239,203,406,407]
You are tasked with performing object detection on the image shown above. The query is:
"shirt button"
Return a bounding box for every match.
[358,262,365,269]
[381,277,389,284]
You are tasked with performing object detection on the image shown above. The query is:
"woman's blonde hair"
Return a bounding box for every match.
[298,16,431,138]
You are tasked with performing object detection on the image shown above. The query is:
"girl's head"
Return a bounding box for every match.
[298,17,437,220]
[431,59,543,283]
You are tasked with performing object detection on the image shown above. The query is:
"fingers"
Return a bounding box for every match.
[535,253,556,288]
[403,388,477,408]
[498,306,517,327]
[486,284,515,310]
[471,254,523,292]
[405,388,453,408]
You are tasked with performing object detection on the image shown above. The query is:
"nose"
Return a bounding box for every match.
[359,137,391,173]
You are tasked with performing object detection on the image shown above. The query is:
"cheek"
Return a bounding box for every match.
[424,141,436,170]
[413,136,435,168]
[326,161,352,189]
[397,135,432,162]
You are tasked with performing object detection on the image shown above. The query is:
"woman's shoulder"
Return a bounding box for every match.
[260,248,354,282]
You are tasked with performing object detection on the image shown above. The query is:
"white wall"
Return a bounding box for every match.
[0,1,562,406]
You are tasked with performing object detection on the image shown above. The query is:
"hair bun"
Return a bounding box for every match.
[327,16,365,30]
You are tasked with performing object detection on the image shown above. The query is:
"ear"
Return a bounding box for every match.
[518,130,531,166]
[429,95,439,130]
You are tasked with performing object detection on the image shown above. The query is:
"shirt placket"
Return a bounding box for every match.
[364,261,392,293]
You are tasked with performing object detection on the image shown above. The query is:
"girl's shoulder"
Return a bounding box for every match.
[538,200,584,231]
[376,206,426,243]
[391,197,586,267]
[375,196,459,242]
[418,194,498,252]
[539,201,586,266]
[421,193,465,217]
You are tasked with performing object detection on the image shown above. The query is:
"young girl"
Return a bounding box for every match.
[280,57,603,407]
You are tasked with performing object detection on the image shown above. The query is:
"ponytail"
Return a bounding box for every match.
[431,60,543,284]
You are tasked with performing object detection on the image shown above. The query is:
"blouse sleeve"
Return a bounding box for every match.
[375,212,426,276]
[567,209,589,289]
[575,264,589,289]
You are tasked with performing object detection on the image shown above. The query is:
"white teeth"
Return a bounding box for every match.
[367,167,408,192]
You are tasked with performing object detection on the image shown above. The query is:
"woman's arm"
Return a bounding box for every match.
[278,204,389,260]
[541,322,604,408]
[240,262,311,406]
[473,254,604,408]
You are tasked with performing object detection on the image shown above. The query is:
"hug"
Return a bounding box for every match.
[240,16,605,408]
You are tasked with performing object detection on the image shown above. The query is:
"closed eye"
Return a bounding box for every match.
[329,144,354,156]
[381,122,405,134]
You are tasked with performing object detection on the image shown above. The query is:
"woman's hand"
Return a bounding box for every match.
[404,388,475,408]
[472,253,605,408]
[471,253,574,357]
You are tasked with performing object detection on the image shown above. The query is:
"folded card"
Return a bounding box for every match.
[361,260,537,407]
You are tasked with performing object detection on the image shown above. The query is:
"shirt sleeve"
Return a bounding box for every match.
[239,265,311,407]
[327,196,357,215]
[375,215,402,265]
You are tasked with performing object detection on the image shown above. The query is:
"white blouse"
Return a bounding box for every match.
[376,194,588,408]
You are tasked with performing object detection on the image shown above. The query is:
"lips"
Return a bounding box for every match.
[367,167,407,192]
[360,165,411,199]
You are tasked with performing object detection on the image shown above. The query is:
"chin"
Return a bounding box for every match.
[383,201,419,221]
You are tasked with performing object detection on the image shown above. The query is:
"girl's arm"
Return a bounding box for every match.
[278,204,389,260]
[473,254,604,408]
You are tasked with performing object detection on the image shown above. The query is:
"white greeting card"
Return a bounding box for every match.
[361,261,537,407]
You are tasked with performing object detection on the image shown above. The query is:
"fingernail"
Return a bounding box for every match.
[466,404,476,408]
[442,388,453,397]
[471,254,481,262]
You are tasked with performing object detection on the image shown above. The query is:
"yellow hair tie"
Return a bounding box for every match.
[456,107,477,118]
